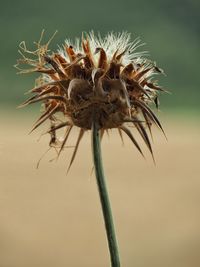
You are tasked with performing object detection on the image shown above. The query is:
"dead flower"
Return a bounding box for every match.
[16,31,166,170]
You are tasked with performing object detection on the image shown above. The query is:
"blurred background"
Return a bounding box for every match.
[0,0,199,266]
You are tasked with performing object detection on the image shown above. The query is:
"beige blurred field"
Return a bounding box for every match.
[0,110,200,267]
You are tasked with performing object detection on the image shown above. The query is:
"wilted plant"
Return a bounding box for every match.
[16,31,166,267]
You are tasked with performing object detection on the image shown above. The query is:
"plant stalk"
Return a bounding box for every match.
[92,121,121,267]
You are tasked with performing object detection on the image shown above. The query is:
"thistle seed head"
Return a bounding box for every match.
[16,31,166,168]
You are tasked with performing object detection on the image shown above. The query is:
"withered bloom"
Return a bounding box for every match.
[16,31,165,170]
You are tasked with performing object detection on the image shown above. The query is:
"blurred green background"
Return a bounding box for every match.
[0,0,199,112]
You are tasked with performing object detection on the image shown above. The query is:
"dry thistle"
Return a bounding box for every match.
[16,31,166,267]
[16,31,165,170]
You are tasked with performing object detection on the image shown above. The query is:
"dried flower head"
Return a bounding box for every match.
[16,31,166,170]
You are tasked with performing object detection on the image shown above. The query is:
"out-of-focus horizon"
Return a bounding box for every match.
[0,0,199,112]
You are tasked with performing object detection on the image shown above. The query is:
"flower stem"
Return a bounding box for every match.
[92,121,121,267]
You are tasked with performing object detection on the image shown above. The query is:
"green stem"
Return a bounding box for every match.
[92,121,121,267]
